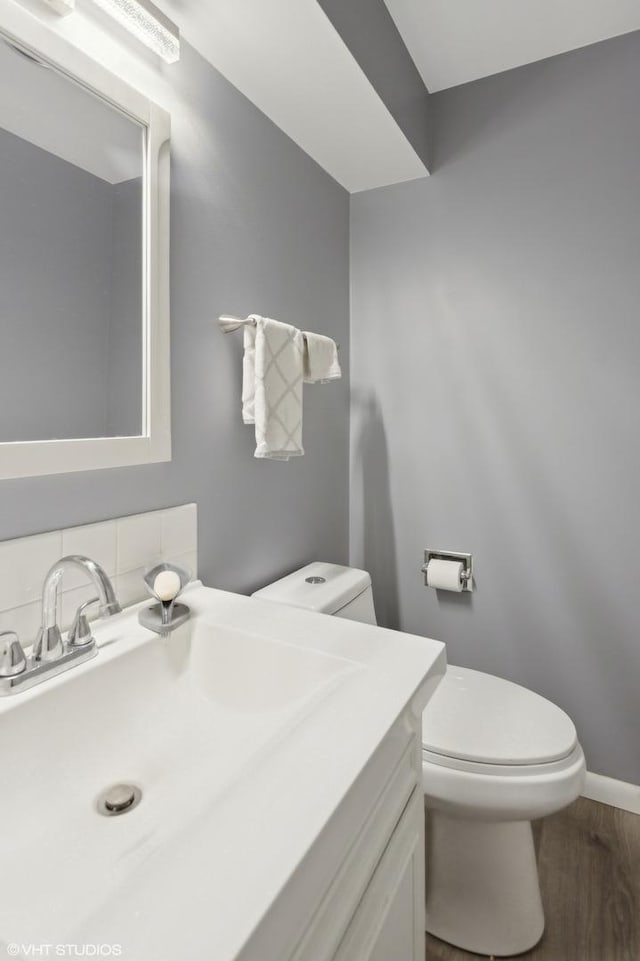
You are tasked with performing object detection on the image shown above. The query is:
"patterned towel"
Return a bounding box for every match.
[242,316,304,460]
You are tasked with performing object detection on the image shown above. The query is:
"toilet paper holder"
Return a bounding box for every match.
[421,549,474,592]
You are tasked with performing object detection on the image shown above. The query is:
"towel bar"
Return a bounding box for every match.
[218,314,255,332]
[218,314,340,349]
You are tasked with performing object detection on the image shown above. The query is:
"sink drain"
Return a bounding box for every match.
[97,783,142,817]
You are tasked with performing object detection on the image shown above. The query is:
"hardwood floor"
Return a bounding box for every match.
[425,798,640,961]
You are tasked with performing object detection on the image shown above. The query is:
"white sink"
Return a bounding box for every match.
[0,600,359,955]
[0,582,445,961]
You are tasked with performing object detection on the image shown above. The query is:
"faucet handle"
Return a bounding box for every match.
[0,631,27,678]
[33,624,63,662]
[68,597,100,648]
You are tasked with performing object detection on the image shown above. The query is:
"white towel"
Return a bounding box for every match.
[242,316,304,459]
[303,332,341,383]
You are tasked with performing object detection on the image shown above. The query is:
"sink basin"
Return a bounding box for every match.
[191,622,355,712]
[0,604,359,953]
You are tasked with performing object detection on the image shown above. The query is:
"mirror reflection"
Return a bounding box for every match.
[0,36,145,442]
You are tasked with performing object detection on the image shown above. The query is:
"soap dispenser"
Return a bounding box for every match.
[138,562,191,634]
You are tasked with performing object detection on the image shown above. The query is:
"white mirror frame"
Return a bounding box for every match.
[0,4,171,479]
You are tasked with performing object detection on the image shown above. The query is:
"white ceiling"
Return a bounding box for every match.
[154,0,427,193]
[10,0,637,193]
[382,0,640,92]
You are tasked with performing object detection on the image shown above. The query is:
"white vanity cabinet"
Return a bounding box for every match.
[242,710,428,961]
[333,789,425,961]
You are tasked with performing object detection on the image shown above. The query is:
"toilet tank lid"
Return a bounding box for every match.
[252,562,372,615]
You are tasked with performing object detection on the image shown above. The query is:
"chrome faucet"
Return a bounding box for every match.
[0,555,122,696]
[34,555,121,661]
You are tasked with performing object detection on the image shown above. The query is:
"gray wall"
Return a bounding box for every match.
[350,30,640,783]
[317,0,432,170]
[0,40,350,592]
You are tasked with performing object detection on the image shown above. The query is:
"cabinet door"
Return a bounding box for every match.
[333,789,425,961]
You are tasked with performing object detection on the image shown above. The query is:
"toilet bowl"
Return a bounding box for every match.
[253,562,586,958]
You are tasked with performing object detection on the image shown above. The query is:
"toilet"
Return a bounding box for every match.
[253,562,586,958]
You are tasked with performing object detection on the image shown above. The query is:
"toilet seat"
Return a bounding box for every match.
[421,744,582,779]
[422,665,577,766]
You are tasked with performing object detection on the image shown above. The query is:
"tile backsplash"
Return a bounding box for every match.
[0,504,198,645]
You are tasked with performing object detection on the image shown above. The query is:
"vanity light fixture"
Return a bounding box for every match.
[91,0,180,63]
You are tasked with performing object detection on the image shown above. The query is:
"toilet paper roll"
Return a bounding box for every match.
[426,558,464,592]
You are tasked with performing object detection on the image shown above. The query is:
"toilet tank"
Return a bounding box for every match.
[252,562,377,625]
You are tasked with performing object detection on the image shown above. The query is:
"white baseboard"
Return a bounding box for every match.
[583,772,640,816]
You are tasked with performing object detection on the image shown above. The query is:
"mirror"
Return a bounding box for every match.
[0,38,144,441]
[0,7,170,479]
